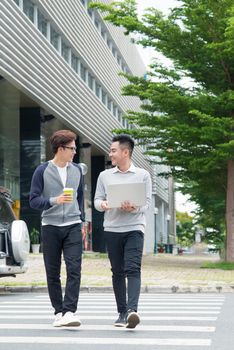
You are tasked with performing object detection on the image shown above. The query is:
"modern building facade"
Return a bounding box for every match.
[0,0,176,253]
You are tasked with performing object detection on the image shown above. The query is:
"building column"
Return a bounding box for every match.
[91,155,106,252]
[20,107,41,233]
[154,206,158,253]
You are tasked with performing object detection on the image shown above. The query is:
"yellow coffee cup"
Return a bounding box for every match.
[63,187,74,202]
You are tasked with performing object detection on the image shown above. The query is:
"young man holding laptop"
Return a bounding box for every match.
[29,130,85,327]
[94,134,152,328]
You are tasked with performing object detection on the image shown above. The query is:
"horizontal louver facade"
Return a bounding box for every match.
[1,0,153,174]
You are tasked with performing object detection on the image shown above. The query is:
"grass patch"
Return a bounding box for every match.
[201,262,234,270]
[83,252,108,259]
[0,281,47,287]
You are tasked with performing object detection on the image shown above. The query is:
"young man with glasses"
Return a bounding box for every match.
[94,134,152,329]
[30,129,85,327]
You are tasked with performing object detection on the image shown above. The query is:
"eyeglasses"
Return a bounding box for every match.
[63,146,77,152]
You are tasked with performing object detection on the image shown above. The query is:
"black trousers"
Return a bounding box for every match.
[105,230,144,313]
[41,223,82,315]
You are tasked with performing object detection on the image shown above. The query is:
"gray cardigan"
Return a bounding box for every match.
[29,161,85,225]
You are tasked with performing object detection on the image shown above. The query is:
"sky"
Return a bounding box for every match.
[136,0,197,215]
[137,0,178,12]
[136,0,179,66]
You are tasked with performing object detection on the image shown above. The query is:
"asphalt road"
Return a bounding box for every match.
[0,291,232,350]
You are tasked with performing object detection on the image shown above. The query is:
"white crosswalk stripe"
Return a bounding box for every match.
[0,324,216,332]
[0,292,225,348]
[0,336,212,346]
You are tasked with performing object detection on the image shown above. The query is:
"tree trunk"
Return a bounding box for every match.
[226,159,234,262]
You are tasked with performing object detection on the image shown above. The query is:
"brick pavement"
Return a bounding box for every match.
[1,247,234,293]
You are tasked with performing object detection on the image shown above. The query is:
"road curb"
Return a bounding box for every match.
[1,284,234,293]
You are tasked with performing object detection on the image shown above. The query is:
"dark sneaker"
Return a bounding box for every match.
[126,310,140,329]
[114,312,127,327]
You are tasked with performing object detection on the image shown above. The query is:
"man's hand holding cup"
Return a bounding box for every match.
[63,187,74,203]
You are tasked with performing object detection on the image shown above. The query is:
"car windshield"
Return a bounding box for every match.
[0,196,15,224]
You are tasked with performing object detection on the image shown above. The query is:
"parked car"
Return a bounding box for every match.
[0,187,30,277]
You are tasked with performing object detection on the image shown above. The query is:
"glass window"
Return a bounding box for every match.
[38,10,47,37]
[94,18,99,29]
[118,110,122,123]
[23,0,34,22]
[101,29,106,39]
[112,46,116,56]
[13,0,19,5]
[81,0,86,5]
[95,82,101,98]
[88,8,93,18]
[88,73,94,90]
[72,54,79,73]
[0,81,20,201]
[0,197,16,224]
[102,91,107,105]
[117,55,121,65]
[51,27,59,50]
[113,105,118,118]
[62,41,70,62]
[123,118,128,128]
[107,98,112,111]
[107,39,111,48]
[80,63,86,82]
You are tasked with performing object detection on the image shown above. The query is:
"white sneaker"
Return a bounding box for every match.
[52,312,63,327]
[59,312,81,327]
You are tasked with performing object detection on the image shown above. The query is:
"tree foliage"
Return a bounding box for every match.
[90,0,234,259]
[176,211,195,247]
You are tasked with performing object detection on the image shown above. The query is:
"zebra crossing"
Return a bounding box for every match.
[0,292,225,349]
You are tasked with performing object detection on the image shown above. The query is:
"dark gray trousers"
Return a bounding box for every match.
[42,223,82,315]
[105,230,144,313]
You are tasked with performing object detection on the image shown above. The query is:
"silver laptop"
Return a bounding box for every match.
[106,182,147,208]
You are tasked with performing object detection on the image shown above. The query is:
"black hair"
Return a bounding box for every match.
[112,134,135,157]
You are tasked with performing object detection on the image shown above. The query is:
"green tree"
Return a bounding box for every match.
[176,212,195,247]
[90,0,234,261]
[196,212,226,255]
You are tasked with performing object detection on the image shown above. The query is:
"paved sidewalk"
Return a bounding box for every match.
[1,245,234,293]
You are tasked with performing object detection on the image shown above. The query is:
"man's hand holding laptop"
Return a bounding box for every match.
[120,200,137,212]
[101,199,137,212]
[101,200,110,211]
